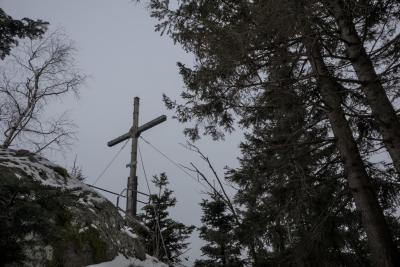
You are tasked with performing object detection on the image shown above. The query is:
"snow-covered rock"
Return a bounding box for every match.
[0,149,159,267]
[86,254,168,267]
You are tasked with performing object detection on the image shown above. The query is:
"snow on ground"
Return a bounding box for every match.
[122,226,138,239]
[0,148,103,196]
[86,254,168,267]
[0,148,166,267]
[0,149,76,188]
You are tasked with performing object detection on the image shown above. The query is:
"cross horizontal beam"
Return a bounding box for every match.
[137,115,166,136]
[107,132,131,147]
[107,115,166,147]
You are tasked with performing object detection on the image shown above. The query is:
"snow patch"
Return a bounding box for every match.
[0,149,107,205]
[86,254,168,267]
[122,226,138,239]
[79,227,89,233]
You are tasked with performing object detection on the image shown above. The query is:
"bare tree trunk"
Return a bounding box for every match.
[2,125,19,148]
[0,30,82,152]
[2,103,34,148]
[305,38,400,267]
[328,0,400,175]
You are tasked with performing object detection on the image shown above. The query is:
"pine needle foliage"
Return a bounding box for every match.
[139,173,195,265]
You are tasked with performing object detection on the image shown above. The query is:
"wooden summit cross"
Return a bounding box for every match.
[107,97,166,217]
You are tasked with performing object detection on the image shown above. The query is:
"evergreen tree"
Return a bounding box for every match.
[147,0,400,265]
[139,173,194,265]
[195,193,243,267]
[0,8,47,59]
[227,45,373,266]
[323,0,400,176]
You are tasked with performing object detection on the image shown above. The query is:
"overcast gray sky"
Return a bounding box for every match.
[2,0,243,264]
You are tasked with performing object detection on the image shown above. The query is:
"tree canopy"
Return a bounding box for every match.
[148,0,400,266]
[0,8,48,59]
[139,173,195,265]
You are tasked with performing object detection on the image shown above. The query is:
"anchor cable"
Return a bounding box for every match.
[92,139,130,185]
[138,142,171,265]
[139,136,209,191]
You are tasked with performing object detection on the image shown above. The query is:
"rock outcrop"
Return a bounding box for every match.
[0,149,165,267]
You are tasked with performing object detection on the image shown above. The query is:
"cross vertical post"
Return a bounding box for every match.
[107,97,167,219]
[127,97,139,217]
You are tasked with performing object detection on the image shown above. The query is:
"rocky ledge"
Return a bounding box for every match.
[0,149,166,267]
